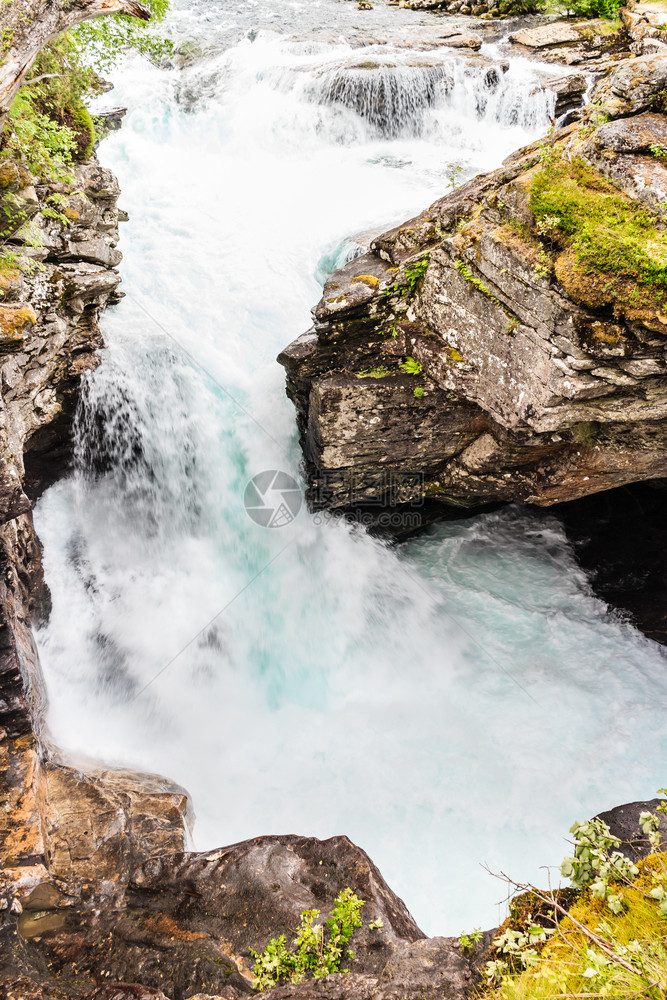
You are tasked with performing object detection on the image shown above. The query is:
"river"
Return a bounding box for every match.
[33,0,667,936]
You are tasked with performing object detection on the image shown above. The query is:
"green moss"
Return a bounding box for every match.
[71,103,96,161]
[356,365,393,379]
[455,259,503,308]
[529,155,667,297]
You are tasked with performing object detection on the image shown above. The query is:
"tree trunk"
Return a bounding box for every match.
[0,0,151,123]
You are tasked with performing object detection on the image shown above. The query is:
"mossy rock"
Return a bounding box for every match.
[66,103,96,162]
[0,303,36,347]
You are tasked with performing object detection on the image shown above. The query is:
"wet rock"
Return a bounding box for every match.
[260,974,378,1000]
[557,481,667,644]
[373,936,486,999]
[94,107,128,147]
[537,72,587,115]
[128,834,425,979]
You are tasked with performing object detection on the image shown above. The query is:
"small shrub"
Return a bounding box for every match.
[559,0,623,18]
[399,356,423,376]
[251,888,364,991]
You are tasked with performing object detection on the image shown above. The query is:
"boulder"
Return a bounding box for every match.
[509,22,582,48]
[591,53,667,116]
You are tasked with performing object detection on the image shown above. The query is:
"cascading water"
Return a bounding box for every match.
[34,0,667,936]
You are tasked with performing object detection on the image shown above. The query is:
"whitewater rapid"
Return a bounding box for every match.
[34,0,667,936]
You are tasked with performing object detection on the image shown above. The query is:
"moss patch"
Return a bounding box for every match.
[529,154,667,322]
[0,304,36,344]
[351,274,380,289]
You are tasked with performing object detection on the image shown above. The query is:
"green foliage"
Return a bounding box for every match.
[650,143,667,159]
[530,154,667,291]
[560,817,639,913]
[3,91,75,180]
[494,0,546,14]
[357,365,393,379]
[251,888,364,991]
[0,0,171,183]
[399,356,422,376]
[459,927,483,952]
[403,254,430,294]
[486,924,554,983]
[445,162,464,192]
[558,0,623,18]
[72,0,172,75]
[413,385,425,399]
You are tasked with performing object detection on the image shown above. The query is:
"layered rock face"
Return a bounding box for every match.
[278,53,667,535]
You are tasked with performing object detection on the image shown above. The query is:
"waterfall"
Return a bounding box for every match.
[34,4,667,936]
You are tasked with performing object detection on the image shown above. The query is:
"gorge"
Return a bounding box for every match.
[1,0,667,997]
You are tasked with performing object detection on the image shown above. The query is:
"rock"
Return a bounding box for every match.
[88,987,170,1000]
[186,992,244,1000]
[590,53,667,116]
[558,481,667,644]
[541,73,588,115]
[260,975,378,1000]
[582,111,667,213]
[94,107,128,146]
[128,834,425,979]
[597,799,666,860]
[509,22,582,48]
[623,2,667,54]
[590,111,667,153]
[373,936,489,999]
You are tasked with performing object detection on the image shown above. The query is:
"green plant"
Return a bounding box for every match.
[445,162,464,192]
[559,0,623,19]
[413,385,424,399]
[459,927,483,952]
[561,817,639,913]
[455,259,503,308]
[404,254,430,294]
[251,888,364,991]
[650,143,667,159]
[0,1,171,183]
[399,356,423,376]
[486,924,554,983]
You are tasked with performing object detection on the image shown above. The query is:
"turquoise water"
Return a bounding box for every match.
[34,0,667,935]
